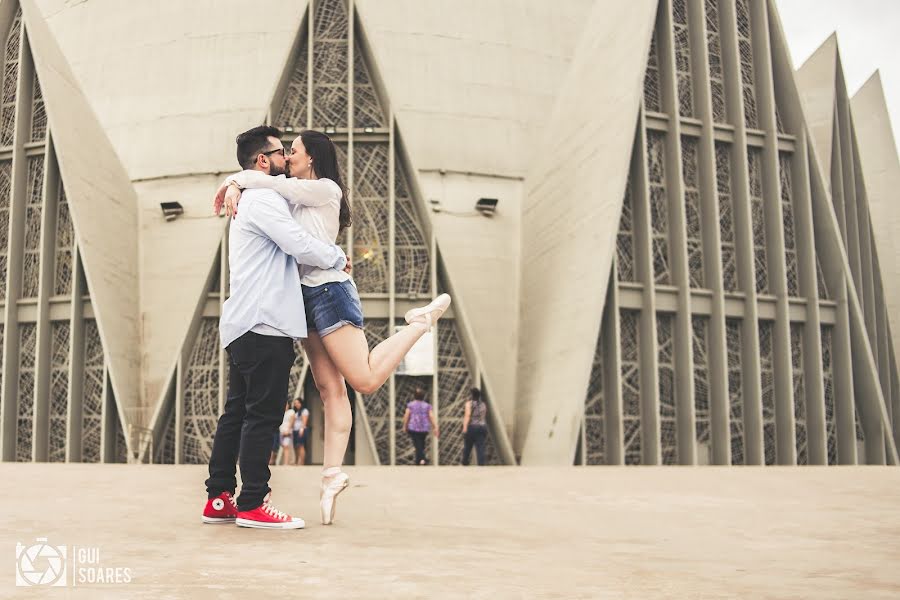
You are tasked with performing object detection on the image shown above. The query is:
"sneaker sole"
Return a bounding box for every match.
[320,479,350,525]
[202,516,236,524]
[235,518,305,530]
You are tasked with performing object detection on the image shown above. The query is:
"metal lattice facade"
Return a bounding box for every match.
[580,0,898,466]
[48,321,68,463]
[0,162,10,296]
[0,8,126,464]
[583,327,605,465]
[657,314,677,464]
[692,316,710,459]
[1,9,19,147]
[727,318,744,465]
[181,318,220,465]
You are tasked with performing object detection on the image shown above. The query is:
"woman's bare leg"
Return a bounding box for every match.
[280,442,293,465]
[312,293,450,395]
[320,323,427,396]
[303,332,353,470]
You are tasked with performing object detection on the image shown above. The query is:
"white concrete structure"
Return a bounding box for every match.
[0,0,897,467]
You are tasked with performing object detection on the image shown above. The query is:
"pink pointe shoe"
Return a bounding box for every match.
[404,294,451,329]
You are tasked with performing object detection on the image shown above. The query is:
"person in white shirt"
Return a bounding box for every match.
[204,126,350,531]
[275,401,296,466]
[215,129,451,526]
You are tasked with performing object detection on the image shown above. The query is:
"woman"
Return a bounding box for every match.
[272,400,295,466]
[292,398,310,466]
[461,387,488,466]
[214,129,450,525]
[402,387,439,465]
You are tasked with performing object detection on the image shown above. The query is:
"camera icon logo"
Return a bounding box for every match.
[15,538,67,587]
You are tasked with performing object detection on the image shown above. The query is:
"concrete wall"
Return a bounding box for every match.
[355,0,594,179]
[851,73,900,365]
[851,72,900,447]
[134,177,227,408]
[516,0,658,463]
[23,0,143,424]
[771,5,898,463]
[417,172,522,432]
[34,0,306,180]
[795,35,836,178]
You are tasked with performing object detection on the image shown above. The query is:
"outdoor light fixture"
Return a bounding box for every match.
[325,125,336,134]
[160,201,184,222]
[364,126,374,133]
[475,198,499,217]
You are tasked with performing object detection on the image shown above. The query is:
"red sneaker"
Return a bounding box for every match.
[202,491,238,524]
[235,493,305,530]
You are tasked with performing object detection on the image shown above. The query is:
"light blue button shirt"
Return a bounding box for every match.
[219,187,347,349]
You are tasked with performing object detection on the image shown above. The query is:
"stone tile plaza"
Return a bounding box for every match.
[1,0,900,596]
[3,464,900,598]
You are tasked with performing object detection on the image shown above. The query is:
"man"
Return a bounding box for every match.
[201,125,348,530]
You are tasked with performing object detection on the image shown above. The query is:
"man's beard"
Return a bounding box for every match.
[269,162,287,177]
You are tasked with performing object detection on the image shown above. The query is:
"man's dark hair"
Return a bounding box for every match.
[235,125,283,169]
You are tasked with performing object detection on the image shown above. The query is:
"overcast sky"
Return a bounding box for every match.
[776,0,900,144]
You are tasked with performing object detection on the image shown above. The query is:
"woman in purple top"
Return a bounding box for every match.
[402,387,439,465]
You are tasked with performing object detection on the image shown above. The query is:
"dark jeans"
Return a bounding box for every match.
[205,332,295,512]
[462,425,487,466]
[409,431,428,464]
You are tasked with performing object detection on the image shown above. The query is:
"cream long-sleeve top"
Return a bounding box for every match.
[219,187,347,349]
[227,170,352,288]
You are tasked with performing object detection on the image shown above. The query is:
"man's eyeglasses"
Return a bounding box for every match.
[261,147,285,158]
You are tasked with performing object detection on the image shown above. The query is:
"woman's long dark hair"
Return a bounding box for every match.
[470,387,483,405]
[299,129,352,232]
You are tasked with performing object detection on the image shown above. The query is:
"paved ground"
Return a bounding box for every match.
[1,465,899,599]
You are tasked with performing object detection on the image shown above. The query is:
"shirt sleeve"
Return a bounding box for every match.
[245,191,347,271]
[227,171,340,208]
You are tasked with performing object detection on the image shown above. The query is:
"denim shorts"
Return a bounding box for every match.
[292,429,308,447]
[302,279,364,337]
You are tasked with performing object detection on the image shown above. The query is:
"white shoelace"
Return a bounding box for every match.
[262,502,288,521]
[224,493,238,510]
